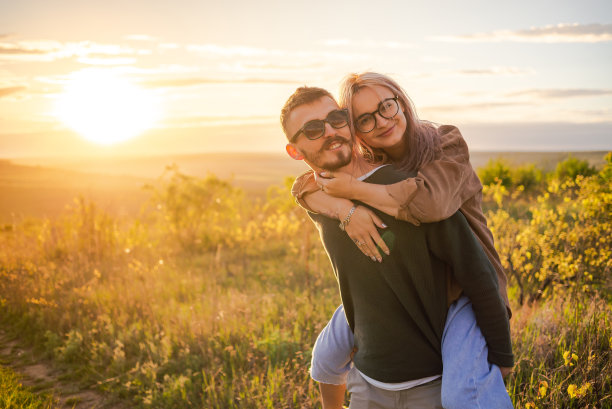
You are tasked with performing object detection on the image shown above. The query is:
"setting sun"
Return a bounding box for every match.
[54,69,158,145]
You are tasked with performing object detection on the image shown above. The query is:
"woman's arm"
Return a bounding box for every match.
[316,125,482,225]
[292,171,390,261]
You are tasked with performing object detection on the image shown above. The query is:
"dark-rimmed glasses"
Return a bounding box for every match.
[354,96,400,133]
[291,109,349,142]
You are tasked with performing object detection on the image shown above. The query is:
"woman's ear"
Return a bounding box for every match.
[286,144,304,160]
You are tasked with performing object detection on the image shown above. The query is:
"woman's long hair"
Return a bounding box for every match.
[338,72,440,172]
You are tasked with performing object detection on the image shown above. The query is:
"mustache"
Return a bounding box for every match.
[321,136,351,151]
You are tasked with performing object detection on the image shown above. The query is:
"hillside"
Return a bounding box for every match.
[1,151,608,222]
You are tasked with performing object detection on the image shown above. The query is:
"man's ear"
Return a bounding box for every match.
[286,144,304,160]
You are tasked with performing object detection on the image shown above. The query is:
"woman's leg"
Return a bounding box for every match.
[441,296,513,409]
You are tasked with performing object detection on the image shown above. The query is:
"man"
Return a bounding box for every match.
[280,87,513,408]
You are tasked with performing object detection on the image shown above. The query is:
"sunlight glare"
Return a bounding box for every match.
[54,69,158,145]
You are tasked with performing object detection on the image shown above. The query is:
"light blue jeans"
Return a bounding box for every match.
[440,296,513,409]
[310,296,513,408]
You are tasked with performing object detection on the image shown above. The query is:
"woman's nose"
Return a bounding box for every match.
[374,112,389,128]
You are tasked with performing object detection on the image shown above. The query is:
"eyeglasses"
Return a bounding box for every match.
[354,96,400,133]
[291,109,349,142]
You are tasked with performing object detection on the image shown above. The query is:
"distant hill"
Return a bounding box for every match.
[1,151,608,222]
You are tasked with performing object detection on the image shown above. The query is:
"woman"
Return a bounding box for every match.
[294,72,513,408]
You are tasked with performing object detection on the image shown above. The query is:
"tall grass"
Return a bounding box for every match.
[0,365,58,408]
[0,157,610,408]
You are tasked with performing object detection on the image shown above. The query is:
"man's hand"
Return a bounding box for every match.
[499,366,512,378]
[343,206,389,262]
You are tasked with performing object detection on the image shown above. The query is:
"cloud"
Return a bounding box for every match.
[141,77,301,88]
[0,44,49,55]
[76,57,138,66]
[185,43,369,63]
[186,44,275,57]
[160,115,277,128]
[434,23,612,43]
[0,86,26,97]
[507,88,612,99]
[422,101,527,113]
[323,38,415,49]
[124,34,157,41]
[0,40,149,62]
[455,67,535,76]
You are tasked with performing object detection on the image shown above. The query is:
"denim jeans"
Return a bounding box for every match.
[311,297,513,408]
[441,296,513,409]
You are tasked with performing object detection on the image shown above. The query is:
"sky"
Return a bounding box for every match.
[1,0,611,157]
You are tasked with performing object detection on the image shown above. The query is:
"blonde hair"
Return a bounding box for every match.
[338,72,440,172]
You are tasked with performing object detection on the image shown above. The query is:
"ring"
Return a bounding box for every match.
[354,240,362,246]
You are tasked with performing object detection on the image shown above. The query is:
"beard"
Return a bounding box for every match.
[301,136,353,171]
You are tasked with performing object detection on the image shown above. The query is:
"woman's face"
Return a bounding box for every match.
[351,85,408,157]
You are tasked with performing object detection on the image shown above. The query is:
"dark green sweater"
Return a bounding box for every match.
[309,165,513,382]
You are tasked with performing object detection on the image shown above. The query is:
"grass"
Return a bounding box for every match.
[0,156,609,407]
[0,365,58,409]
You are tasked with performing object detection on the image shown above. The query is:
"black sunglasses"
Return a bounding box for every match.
[291,109,349,142]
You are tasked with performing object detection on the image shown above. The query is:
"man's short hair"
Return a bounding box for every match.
[280,86,335,140]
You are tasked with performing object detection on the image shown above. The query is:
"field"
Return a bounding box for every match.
[0,151,610,408]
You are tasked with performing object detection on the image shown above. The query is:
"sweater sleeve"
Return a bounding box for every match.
[386,125,483,225]
[426,212,514,367]
[291,169,319,212]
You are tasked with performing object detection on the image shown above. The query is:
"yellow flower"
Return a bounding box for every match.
[525,402,536,409]
[538,381,548,398]
[577,382,592,397]
[567,384,577,398]
[563,350,577,366]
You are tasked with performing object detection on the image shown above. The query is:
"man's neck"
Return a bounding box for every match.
[317,154,377,178]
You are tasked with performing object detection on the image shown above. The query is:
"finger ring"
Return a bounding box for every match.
[354,239,361,246]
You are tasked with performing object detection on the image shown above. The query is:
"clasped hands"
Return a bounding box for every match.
[315,171,389,262]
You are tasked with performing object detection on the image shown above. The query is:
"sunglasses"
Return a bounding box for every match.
[291,109,349,142]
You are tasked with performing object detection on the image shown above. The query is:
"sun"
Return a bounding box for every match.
[54,69,158,145]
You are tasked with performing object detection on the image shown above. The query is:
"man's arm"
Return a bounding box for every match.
[426,212,514,368]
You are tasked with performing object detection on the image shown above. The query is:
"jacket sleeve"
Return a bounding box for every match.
[426,211,514,367]
[386,125,483,225]
[291,169,319,212]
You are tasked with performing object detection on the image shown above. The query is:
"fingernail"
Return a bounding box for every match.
[385,250,390,255]
[377,257,382,263]
[381,223,387,228]
[320,171,327,176]
[370,256,376,262]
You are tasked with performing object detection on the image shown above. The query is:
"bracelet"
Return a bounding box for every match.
[339,205,357,231]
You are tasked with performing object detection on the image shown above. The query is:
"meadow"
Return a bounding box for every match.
[0,153,610,408]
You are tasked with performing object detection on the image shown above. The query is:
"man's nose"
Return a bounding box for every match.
[323,122,336,138]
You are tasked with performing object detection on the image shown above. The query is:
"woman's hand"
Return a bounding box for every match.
[315,171,360,200]
[343,206,390,262]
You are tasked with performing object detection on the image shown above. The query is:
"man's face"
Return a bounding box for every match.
[285,96,353,171]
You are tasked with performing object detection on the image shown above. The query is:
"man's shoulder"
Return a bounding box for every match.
[362,165,415,185]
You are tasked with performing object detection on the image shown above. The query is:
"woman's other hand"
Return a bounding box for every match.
[343,206,389,262]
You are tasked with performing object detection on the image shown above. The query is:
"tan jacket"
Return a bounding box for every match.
[292,125,511,315]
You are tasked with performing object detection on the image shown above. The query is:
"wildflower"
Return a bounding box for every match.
[563,350,577,366]
[525,402,536,409]
[567,382,592,399]
[538,380,548,398]
[567,384,577,398]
